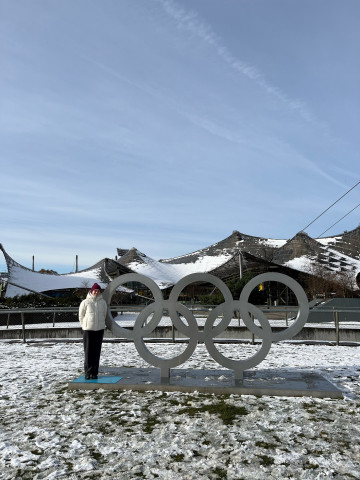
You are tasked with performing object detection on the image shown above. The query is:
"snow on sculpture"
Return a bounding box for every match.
[103,272,310,383]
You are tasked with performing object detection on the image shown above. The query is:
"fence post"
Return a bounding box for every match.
[53,310,56,327]
[172,312,180,343]
[21,312,26,343]
[7,313,10,329]
[335,311,339,346]
[251,313,255,345]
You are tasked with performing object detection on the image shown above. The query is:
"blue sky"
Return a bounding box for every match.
[1,0,359,273]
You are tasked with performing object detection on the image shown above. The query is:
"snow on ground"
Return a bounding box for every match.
[1,340,360,480]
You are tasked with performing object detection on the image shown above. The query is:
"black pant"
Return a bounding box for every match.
[83,329,104,378]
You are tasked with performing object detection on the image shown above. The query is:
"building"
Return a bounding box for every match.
[1,226,359,299]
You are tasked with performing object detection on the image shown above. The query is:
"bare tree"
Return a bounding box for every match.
[305,263,337,299]
[74,280,91,300]
[305,263,357,299]
[333,269,357,298]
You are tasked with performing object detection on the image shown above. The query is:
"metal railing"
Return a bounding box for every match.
[0,306,141,327]
[0,305,300,327]
[0,305,359,345]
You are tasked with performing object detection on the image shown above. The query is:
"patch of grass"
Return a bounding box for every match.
[212,467,227,478]
[172,453,185,462]
[55,387,68,394]
[143,414,160,434]
[255,441,278,449]
[31,448,43,455]
[13,470,40,480]
[302,401,317,414]
[219,394,231,400]
[89,448,103,462]
[83,474,102,480]
[108,416,129,428]
[64,461,73,473]
[178,400,248,425]
[182,393,204,402]
[106,391,129,402]
[257,454,274,466]
[340,440,351,449]
[101,421,117,432]
[309,416,329,423]
[307,448,324,456]
[73,391,88,398]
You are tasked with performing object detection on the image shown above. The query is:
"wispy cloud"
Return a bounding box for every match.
[180,108,345,189]
[329,165,360,180]
[156,0,320,125]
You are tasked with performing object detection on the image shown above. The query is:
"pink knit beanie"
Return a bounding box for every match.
[90,283,101,293]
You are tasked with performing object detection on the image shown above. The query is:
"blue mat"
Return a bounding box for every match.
[72,375,123,384]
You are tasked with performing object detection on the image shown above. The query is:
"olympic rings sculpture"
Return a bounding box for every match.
[102,272,309,382]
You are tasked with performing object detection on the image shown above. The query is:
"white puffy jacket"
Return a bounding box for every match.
[79,292,108,331]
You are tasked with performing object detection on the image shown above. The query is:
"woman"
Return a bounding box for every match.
[79,283,107,380]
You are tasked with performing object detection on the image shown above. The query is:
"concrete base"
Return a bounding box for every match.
[68,367,343,398]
